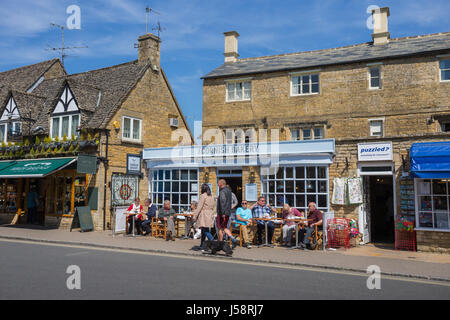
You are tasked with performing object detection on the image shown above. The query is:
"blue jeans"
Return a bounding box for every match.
[200,227,214,248]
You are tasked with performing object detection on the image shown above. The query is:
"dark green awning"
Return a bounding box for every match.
[0,158,76,178]
[0,161,16,172]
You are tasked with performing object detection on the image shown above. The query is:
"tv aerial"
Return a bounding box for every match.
[152,21,166,38]
[47,22,88,67]
[145,5,160,34]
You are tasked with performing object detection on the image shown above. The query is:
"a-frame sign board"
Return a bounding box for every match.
[70,206,94,232]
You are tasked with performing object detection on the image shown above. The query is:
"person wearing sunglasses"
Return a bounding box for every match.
[234,200,254,248]
[249,196,276,245]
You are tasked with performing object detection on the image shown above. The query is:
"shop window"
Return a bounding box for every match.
[416,179,450,230]
[291,129,300,141]
[151,169,199,213]
[262,166,329,213]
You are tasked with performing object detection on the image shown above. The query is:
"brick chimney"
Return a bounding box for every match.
[372,7,390,45]
[224,31,239,63]
[138,33,161,66]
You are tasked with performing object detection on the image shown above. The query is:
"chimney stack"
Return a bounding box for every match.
[138,33,161,66]
[224,31,239,63]
[371,7,390,45]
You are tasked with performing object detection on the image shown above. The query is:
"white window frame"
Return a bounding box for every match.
[438,58,450,83]
[225,78,252,102]
[50,114,80,140]
[369,118,384,137]
[290,71,320,96]
[414,178,450,232]
[290,129,300,141]
[122,116,142,143]
[368,66,382,90]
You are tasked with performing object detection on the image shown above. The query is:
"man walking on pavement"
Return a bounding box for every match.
[217,179,238,250]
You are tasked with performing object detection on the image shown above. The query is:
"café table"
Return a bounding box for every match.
[176,213,194,239]
[283,218,312,250]
[124,212,142,237]
[254,217,280,248]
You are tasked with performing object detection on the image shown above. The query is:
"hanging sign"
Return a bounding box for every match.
[127,154,142,176]
[358,142,393,161]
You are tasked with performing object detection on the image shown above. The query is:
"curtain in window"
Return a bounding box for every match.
[71,115,79,137]
[52,118,60,138]
[61,116,70,138]
[132,119,140,140]
[123,118,131,138]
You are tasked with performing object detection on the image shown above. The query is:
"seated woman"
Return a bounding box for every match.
[126,198,144,235]
[281,203,304,247]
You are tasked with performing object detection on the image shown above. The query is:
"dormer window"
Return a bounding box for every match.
[50,85,80,139]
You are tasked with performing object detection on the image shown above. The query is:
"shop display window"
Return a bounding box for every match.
[416,179,450,230]
[262,166,329,213]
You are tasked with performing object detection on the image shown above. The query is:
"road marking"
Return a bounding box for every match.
[1,238,449,287]
[66,251,90,257]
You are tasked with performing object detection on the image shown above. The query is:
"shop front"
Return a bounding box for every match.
[410,142,450,252]
[0,157,89,227]
[143,140,335,214]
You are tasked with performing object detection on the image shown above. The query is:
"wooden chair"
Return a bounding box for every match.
[230,223,243,247]
[151,217,167,239]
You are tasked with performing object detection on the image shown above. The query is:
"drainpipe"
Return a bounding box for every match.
[97,129,110,231]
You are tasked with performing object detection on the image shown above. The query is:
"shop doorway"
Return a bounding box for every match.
[217,169,243,209]
[363,175,395,243]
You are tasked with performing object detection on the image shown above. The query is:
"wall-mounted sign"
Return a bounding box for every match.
[245,183,258,202]
[77,155,97,174]
[358,142,393,162]
[127,154,142,176]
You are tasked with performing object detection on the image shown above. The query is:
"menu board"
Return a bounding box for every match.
[399,178,415,221]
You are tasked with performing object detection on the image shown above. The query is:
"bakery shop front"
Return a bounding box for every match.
[143,139,335,214]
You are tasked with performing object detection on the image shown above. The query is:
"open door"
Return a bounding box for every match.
[359,176,371,244]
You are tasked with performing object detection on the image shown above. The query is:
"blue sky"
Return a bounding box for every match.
[1,0,449,132]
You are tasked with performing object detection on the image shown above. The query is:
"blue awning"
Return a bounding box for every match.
[411,142,450,178]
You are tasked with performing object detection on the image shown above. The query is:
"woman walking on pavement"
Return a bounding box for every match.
[192,183,216,251]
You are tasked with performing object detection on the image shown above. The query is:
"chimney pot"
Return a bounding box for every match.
[224,31,239,63]
[372,7,390,45]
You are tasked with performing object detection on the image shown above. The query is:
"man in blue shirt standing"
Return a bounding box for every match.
[234,200,254,248]
[250,196,276,245]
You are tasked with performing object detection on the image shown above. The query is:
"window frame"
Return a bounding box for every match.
[414,178,450,232]
[439,58,450,83]
[369,118,384,137]
[368,66,382,90]
[50,113,80,140]
[290,71,320,97]
[225,78,252,102]
[122,116,142,143]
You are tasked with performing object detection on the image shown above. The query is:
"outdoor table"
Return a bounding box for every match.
[283,218,312,250]
[124,212,141,237]
[254,217,278,248]
[176,213,194,239]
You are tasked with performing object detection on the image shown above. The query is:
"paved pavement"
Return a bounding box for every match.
[2,240,450,300]
[0,225,449,282]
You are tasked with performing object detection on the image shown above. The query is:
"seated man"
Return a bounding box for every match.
[159,200,177,241]
[281,203,304,247]
[141,198,157,236]
[300,202,323,249]
[234,200,254,248]
[250,196,276,245]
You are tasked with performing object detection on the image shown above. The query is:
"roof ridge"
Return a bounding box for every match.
[0,58,59,75]
[238,31,450,62]
[67,59,139,78]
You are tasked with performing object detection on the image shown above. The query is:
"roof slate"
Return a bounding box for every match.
[202,32,450,79]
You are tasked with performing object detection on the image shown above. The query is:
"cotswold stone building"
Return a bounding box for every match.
[0,32,192,231]
[200,7,450,252]
[144,7,450,252]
